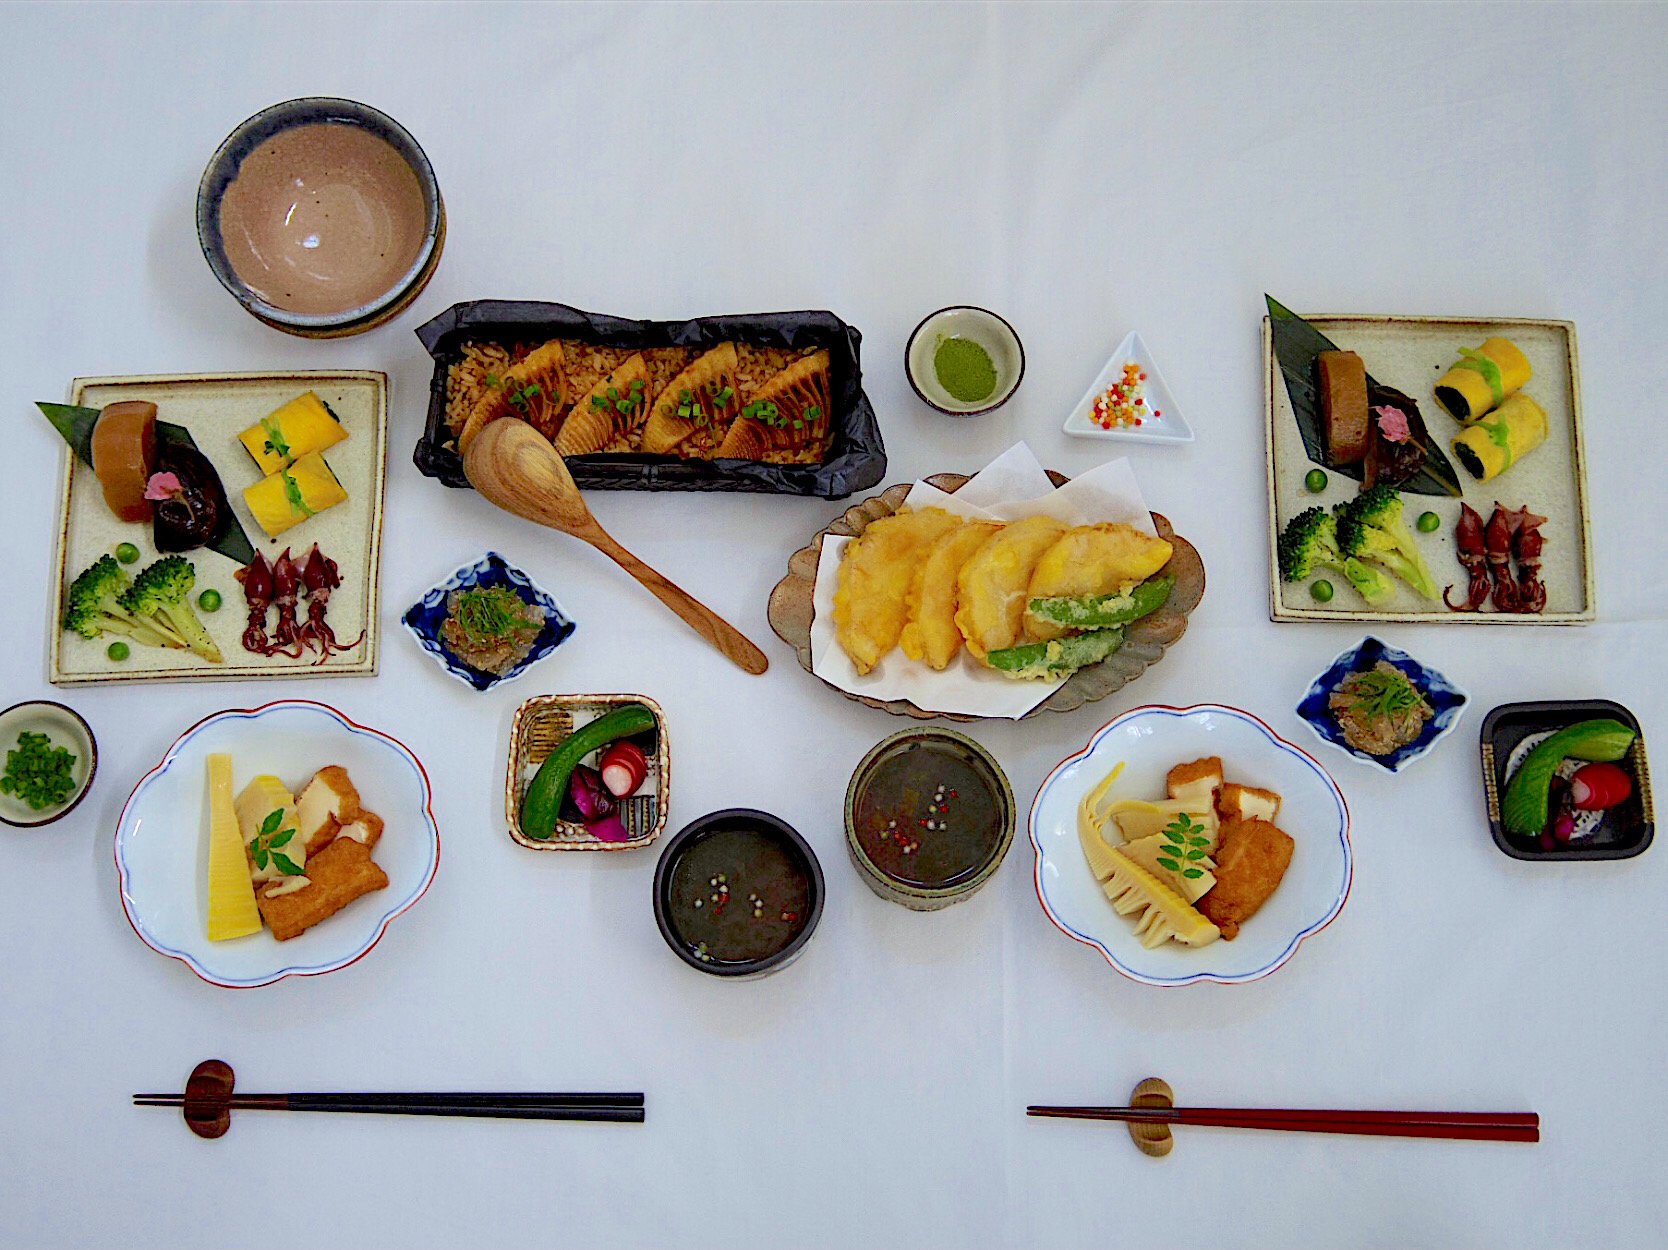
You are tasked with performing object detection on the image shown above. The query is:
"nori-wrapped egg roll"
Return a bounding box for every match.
[1434,337,1532,423]
[1451,392,1548,482]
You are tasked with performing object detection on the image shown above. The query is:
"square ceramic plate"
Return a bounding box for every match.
[1029,704,1351,986]
[114,701,438,988]
[1264,314,1594,624]
[1062,332,1193,444]
[1296,636,1469,774]
[49,371,387,684]
[403,553,576,691]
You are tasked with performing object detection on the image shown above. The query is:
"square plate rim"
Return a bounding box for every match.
[48,369,389,684]
[1261,312,1595,625]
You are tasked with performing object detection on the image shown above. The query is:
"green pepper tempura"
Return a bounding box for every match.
[1,731,78,811]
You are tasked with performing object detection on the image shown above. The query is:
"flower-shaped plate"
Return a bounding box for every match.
[1030,704,1351,986]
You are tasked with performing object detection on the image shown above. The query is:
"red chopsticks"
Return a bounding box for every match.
[1026,1105,1538,1143]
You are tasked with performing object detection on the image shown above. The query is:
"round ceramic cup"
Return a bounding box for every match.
[905,306,1025,415]
[653,808,825,979]
[0,701,97,828]
[196,97,445,339]
[845,728,1016,911]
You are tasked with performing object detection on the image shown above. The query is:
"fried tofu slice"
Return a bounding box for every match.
[1196,817,1294,941]
[1218,782,1282,824]
[257,837,389,942]
[336,809,384,851]
[1166,757,1223,806]
[294,765,362,856]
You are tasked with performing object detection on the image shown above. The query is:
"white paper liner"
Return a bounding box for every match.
[809,442,1156,719]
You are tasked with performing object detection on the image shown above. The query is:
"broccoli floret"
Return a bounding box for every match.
[1334,486,1441,601]
[62,555,181,650]
[1277,507,1394,603]
[121,556,223,663]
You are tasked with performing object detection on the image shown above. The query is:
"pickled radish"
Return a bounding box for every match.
[1569,762,1632,811]
[599,741,648,798]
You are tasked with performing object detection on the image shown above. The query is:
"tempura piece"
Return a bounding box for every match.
[255,836,389,942]
[833,507,963,675]
[1196,816,1294,941]
[1024,523,1174,641]
[459,339,568,452]
[556,353,652,457]
[641,343,742,457]
[955,516,1068,661]
[899,520,1004,670]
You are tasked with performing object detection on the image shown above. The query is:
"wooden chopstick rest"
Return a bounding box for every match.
[1128,1077,1174,1157]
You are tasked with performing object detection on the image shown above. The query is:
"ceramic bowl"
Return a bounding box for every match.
[0,702,97,828]
[404,553,576,692]
[1062,331,1194,444]
[653,809,825,979]
[905,306,1024,415]
[1030,704,1351,986]
[1480,699,1653,861]
[1297,636,1469,774]
[197,97,445,338]
[845,728,1015,910]
[114,700,439,988]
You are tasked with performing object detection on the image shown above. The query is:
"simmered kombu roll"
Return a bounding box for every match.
[1451,392,1548,482]
[1433,337,1532,423]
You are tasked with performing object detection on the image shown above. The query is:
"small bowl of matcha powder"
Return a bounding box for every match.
[905,306,1025,416]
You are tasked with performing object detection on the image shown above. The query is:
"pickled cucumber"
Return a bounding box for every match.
[1502,718,1635,836]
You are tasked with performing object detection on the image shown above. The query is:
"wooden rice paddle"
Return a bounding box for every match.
[464,419,768,675]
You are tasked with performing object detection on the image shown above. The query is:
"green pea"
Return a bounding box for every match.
[198,589,223,613]
[1311,579,1335,603]
[1417,511,1441,533]
[115,542,141,564]
[1305,469,1328,493]
[107,642,130,662]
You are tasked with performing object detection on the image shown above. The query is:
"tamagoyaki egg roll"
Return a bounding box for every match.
[1451,392,1548,482]
[243,451,349,538]
[1433,337,1532,423]
[238,391,348,476]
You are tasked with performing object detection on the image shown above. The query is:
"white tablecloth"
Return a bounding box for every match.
[3,4,1666,1246]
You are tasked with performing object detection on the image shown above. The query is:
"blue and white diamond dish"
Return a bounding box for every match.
[1030,704,1351,987]
[115,700,440,989]
[1297,636,1469,774]
[403,552,576,691]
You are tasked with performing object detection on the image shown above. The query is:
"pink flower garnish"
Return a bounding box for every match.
[1374,405,1411,443]
[143,471,183,500]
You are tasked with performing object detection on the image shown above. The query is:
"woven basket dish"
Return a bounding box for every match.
[505,694,668,851]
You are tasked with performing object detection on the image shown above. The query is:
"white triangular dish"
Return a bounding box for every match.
[1062,331,1193,444]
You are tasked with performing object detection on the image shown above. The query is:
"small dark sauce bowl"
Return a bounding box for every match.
[845,728,1015,910]
[653,808,825,978]
[1481,700,1653,862]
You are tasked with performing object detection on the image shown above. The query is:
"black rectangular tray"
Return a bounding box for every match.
[1480,699,1653,861]
[413,300,886,498]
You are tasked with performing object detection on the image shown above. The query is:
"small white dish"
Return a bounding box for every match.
[1030,703,1350,986]
[1062,331,1193,444]
[905,306,1025,415]
[0,701,97,828]
[115,699,439,988]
